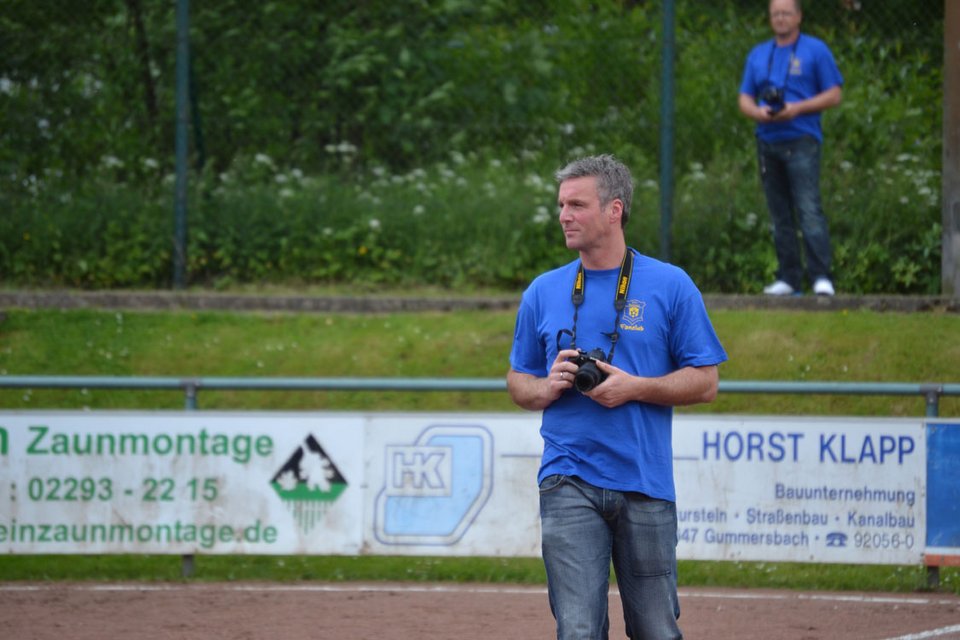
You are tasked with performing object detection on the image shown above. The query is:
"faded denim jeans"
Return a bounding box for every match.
[758,135,833,290]
[539,474,682,640]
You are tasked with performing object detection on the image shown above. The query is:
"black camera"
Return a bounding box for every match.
[569,348,608,393]
[759,84,785,114]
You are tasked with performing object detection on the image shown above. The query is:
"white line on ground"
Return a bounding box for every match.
[680,589,958,607]
[0,582,957,609]
[882,624,960,640]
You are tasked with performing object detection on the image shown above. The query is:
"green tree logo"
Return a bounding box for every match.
[271,435,347,535]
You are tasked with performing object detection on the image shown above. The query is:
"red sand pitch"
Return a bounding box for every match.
[2,582,959,639]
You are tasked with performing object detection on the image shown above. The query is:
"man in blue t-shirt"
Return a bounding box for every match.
[507,154,727,639]
[739,0,843,297]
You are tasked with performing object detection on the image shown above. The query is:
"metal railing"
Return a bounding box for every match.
[1,376,958,415]
[2,375,957,584]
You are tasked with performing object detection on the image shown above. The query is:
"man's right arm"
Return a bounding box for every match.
[738,93,769,122]
[507,369,552,411]
[507,367,567,411]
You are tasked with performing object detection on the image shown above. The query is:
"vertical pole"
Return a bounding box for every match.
[927,564,940,590]
[173,0,190,289]
[658,0,676,262]
[181,380,198,578]
[924,384,941,589]
[944,0,960,296]
[184,382,199,411]
[923,386,941,419]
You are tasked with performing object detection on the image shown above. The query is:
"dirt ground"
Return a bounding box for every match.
[2,582,959,640]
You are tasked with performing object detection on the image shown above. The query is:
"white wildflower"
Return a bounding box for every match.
[532,205,551,224]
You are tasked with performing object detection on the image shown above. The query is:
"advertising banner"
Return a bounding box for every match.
[925,420,960,563]
[0,411,934,565]
[673,416,925,565]
[362,415,541,556]
[0,413,366,555]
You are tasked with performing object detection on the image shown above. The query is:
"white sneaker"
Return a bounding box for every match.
[763,280,795,296]
[813,278,835,296]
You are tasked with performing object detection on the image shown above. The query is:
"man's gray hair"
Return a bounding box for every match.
[555,154,634,227]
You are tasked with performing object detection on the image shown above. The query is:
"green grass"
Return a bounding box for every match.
[1,307,957,415]
[0,555,548,584]
[1,555,954,595]
[0,306,958,591]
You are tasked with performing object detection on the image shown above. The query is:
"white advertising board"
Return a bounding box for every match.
[673,416,925,565]
[361,415,541,556]
[0,411,928,565]
[0,413,366,555]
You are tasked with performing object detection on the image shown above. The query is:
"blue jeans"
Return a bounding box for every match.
[758,136,833,289]
[539,475,682,640]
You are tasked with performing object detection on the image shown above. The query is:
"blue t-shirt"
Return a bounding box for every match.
[739,33,843,143]
[509,250,728,502]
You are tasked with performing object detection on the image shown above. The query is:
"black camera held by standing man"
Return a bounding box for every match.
[568,348,608,393]
[759,82,786,115]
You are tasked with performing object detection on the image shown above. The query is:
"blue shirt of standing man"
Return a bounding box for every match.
[739,0,843,296]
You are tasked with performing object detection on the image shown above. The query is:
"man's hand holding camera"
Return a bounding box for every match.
[761,101,798,122]
[547,348,637,409]
[579,358,638,408]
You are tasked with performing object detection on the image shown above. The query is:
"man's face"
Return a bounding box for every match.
[557,176,619,252]
[769,0,801,38]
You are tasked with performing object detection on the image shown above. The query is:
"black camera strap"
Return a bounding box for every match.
[765,33,800,90]
[557,248,634,363]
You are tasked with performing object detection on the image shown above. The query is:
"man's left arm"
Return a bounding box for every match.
[587,361,719,408]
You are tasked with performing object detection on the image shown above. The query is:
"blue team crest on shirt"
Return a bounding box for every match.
[619,299,646,332]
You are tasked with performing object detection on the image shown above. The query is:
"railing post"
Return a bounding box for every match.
[184,380,199,411]
[922,384,942,418]
[182,379,198,578]
[927,562,940,590]
[181,554,195,579]
[922,384,943,589]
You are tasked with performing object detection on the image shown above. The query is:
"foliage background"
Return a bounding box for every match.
[0,0,945,293]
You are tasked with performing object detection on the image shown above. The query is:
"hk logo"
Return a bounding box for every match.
[374,425,492,545]
[271,435,347,535]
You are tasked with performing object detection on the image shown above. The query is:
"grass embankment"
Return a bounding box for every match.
[0,306,957,592]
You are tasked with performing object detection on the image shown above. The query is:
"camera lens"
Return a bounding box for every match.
[574,362,604,393]
[760,85,784,113]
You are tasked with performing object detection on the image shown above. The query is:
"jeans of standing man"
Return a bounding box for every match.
[758,135,833,290]
[539,474,682,640]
